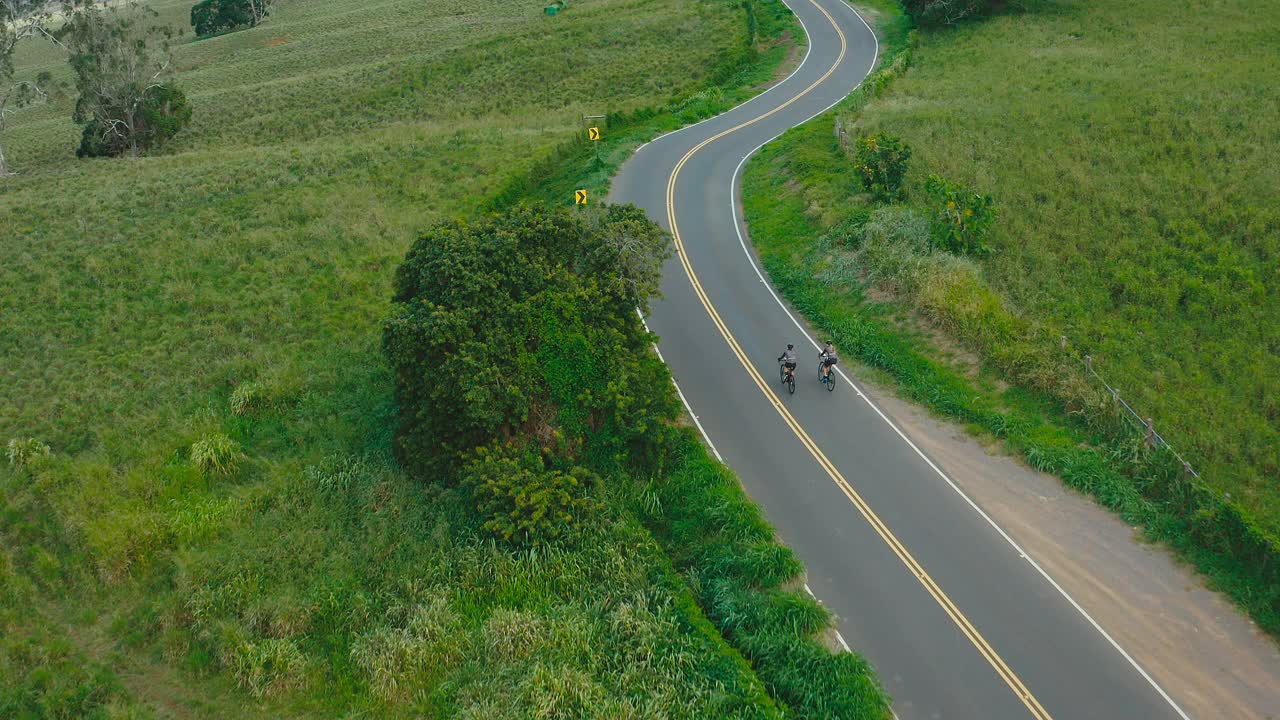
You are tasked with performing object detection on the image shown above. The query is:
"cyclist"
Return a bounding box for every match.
[777,343,798,384]
[818,341,838,384]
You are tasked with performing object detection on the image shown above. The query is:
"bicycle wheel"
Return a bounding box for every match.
[786,371,796,394]
[779,363,787,384]
[826,367,836,392]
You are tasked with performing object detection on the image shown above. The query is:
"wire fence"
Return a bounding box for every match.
[838,109,1204,486]
[1078,346,1200,480]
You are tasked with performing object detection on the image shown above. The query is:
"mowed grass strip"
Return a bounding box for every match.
[0,0,811,715]
[850,0,1280,532]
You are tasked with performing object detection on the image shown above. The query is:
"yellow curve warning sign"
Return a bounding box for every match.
[574,189,588,205]
[588,127,601,141]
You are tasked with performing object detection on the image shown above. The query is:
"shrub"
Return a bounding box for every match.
[924,174,996,255]
[190,433,242,477]
[229,381,268,416]
[230,637,308,697]
[350,593,465,701]
[382,203,674,480]
[852,133,911,202]
[902,0,995,26]
[461,443,602,545]
[6,437,50,469]
[76,83,192,158]
[304,454,369,495]
[191,0,261,37]
[138,84,192,148]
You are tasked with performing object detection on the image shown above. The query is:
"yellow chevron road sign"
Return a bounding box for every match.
[574,189,588,205]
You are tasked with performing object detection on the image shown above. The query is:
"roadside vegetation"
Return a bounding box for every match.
[1,0,895,715]
[742,0,1279,633]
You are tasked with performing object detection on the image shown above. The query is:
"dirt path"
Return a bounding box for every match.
[857,376,1280,720]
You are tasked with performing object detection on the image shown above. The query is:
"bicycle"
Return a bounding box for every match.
[818,361,836,392]
[779,361,797,394]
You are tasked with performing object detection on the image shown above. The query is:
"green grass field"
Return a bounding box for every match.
[848,0,1279,531]
[0,0,867,715]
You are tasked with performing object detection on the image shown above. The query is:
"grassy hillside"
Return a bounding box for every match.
[740,0,1278,632]
[0,0,876,716]
[2,0,756,452]
[848,0,1279,530]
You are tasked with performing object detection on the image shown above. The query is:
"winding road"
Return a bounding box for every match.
[610,1,1194,718]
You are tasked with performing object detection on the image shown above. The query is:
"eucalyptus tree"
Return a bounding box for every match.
[61,0,190,157]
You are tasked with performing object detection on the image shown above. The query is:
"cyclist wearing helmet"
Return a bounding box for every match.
[777,343,798,383]
[818,340,838,383]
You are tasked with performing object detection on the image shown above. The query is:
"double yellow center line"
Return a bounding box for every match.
[661,1,1052,717]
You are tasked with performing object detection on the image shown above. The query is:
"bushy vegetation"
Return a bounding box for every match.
[192,0,270,37]
[383,204,673,482]
[741,0,1279,634]
[902,0,996,26]
[923,174,995,255]
[75,82,191,157]
[190,432,242,477]
[383,202,674,544]
[6,437,50,468]
[0,0,848,714]
[852,132,910,202]
[461,444,603,545]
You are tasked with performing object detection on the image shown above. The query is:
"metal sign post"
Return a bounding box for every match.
[583,114,606,164]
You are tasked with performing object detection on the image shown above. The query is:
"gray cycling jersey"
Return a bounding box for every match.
[820,347,838,362]
[779,349,798,363]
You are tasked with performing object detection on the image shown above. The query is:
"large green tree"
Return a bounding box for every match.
[61,0,191,158]
[383,204,676,541]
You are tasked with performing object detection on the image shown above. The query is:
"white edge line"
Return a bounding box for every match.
[635,4,818,154]
[623,7,824,465]
[715,6,1193,718]
[802,583,853,653]
[807,587,898,720]
[637,308,724,462]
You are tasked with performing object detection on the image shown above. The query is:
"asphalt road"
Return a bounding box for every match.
[609,1,1194,718]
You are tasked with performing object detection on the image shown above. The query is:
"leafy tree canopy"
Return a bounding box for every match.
[383,203,677,495]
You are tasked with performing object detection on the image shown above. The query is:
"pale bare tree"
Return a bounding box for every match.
[0,0,62,176]
[246,0,275,26]
[64,0,188,157]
